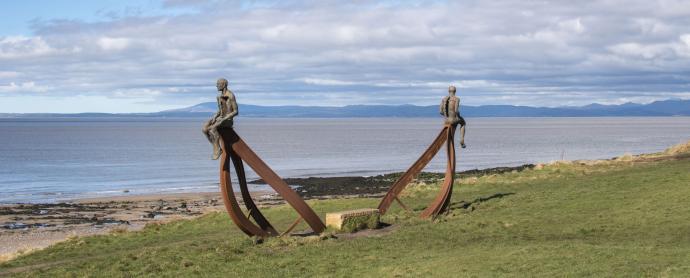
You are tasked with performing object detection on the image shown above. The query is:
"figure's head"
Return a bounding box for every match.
[216,78,228,91]
[448,85,457,95]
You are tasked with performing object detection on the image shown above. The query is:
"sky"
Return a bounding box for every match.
[1,0,690,113]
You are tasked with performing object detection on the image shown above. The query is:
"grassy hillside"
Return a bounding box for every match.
[2,144,690,277]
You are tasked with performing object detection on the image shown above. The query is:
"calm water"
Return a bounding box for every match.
[1,117,689,203]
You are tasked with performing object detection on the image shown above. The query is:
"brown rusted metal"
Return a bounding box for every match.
[280,217,303,237]
[218,128,326,237]
[394,196,411,212]
[229,148,278,235]
[378,124,458,219]
[219,142,269,237]
[420,124,456,218]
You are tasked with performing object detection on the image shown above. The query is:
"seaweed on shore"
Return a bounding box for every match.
[249,164,535,198]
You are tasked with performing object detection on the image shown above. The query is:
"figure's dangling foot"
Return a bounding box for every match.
[212,143,223,160]
[461,142,467,149]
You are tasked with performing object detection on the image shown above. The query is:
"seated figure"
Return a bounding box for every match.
[202,78,238,159]
[439,85,467,148]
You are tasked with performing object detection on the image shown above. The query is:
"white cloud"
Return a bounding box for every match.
[559,18,585,34]
[2,0,690,112]
[634,18,672,36]
[676,34,690,57]
[608,43,670,59]
[0,81,50,93]
[112,88,163,98]
[302,78,357,86]
[456,80,500,88]
[608,34,690,59]
[0,36,55,59]
[0,71,20,78]
[97,37,131,51]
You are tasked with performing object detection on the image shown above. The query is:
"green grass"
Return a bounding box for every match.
[338,212,380,233]
[2,156,690,277]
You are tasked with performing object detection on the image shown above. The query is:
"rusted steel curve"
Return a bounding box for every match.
[378,124,459,219]
[219,144,270,237]
[218,128,326,237]
[228,149,278,235]
[420,124,456,218]
[377,126,448,214]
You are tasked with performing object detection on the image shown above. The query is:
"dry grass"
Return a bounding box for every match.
[664,140,690,155]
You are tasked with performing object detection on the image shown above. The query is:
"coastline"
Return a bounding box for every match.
[0,164,535,261]
[2,139,688,261]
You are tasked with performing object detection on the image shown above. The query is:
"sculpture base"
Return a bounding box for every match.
[326,208,380,233]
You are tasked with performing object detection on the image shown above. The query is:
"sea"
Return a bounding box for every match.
[1,117,689,204]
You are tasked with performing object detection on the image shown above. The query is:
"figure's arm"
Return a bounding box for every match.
[439,96,447,116]
[439,99,444,115]
[212,92,238,127]
[454,97,460,117]
[228,91,238,118]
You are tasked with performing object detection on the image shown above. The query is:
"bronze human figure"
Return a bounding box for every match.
[202,78,238,160]
[439,85,467,148]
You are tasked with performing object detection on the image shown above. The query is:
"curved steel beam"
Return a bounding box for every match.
[420,124,456,218]
[378,124,458,219]
[218,128,326,237]
[229,149,278,235]
[219,142,269,237]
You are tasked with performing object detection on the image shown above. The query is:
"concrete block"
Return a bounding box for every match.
[326,208,380,232]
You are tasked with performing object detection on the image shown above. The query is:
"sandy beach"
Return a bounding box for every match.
[0,191,284,261]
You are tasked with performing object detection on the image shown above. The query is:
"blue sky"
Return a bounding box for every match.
[0,1,191,35]
[1,0,690,113]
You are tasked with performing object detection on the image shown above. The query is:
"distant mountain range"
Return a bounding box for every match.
[158,98,690,117]
[2,99,689,118]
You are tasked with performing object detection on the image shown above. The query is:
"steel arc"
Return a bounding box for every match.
[218,128,326,237]
[378,124,459,219]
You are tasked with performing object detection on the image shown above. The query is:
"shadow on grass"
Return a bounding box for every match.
[447,192,515,211]
[408,192,515,214]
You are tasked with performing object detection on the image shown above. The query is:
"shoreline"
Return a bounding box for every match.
[2,139,688,261]
[0,164,535,260]
[0,165,537,206]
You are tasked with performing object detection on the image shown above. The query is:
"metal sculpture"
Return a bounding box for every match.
[218,127,326,237]
[377,124,458,218]
[204,78,324,237]
[378,85,465,218]
[208,79,466,236]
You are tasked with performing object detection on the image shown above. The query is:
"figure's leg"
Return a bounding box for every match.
[458,116,467,148]
[202,119,215,144]
[210,126,223,160]
[460,124,466,148]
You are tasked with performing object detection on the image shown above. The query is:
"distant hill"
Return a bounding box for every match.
[160,99,690,117]
[2,99,689,118]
